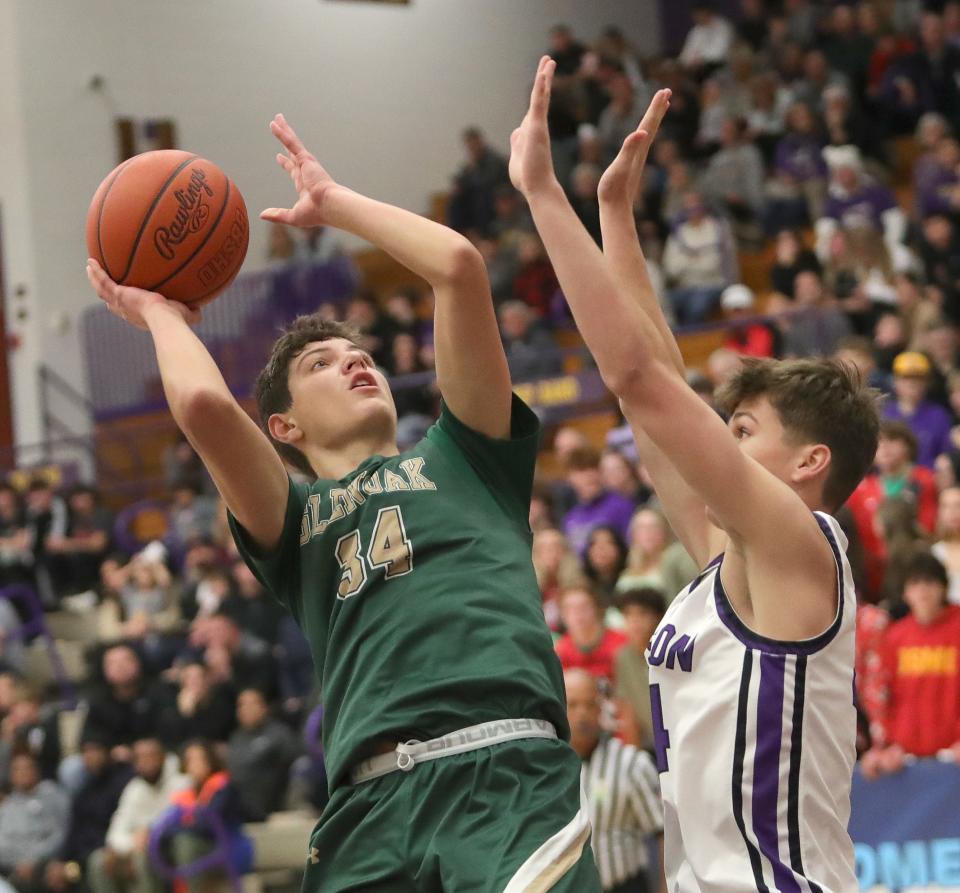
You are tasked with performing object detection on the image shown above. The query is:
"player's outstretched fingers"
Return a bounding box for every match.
[636,89,672,140]
[529,56,555,121]
[269,114,308,158]
[260,206,294,225]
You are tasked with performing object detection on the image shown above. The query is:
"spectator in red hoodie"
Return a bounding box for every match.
[554,584,627,684]
[720,284,778,357]
[847,420,939,597]
[861,553,960,778]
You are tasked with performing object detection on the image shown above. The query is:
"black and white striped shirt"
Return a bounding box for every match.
[582,734,663,890]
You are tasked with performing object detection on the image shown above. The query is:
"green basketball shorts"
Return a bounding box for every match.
[303,736,602,892]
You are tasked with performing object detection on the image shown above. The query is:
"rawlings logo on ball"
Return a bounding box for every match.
[153,168,215,260]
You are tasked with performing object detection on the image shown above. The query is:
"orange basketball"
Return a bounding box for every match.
[85,150,249,306]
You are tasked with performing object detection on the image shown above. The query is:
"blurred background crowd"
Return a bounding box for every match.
[2,1,960,891]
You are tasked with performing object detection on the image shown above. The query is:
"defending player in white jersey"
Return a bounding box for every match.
[510,58,879,892]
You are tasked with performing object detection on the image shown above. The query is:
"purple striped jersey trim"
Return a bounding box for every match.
[753,653,802,893]
[712,513,846,656]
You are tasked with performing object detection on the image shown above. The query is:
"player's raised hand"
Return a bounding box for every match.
[261,114,338,229]
[85,259,201,330]
[509,56,560,198]
[597,89,671,208]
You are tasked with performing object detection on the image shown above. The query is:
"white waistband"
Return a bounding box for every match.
[351,718,558,784]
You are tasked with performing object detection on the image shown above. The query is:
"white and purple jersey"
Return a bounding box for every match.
[647,512,858,893]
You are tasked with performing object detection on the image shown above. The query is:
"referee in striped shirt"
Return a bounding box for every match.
[565,669,665,893]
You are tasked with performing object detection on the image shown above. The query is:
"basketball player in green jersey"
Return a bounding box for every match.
[86,113,601,892]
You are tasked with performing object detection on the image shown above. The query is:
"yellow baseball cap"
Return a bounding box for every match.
[893,351,931,377]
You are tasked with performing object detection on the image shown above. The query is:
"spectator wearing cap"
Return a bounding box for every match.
[847,420,939,598]
[861,554,960,778]
[815,145,907,267]
[720,284,777,357]
[613,588,667,751]
[42,733,134,893]
[562,447,637,556]
[883,351,954,468]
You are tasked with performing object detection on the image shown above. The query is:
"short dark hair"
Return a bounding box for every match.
[716,358,880,510]
[255,313,363,477]
[558,582,603,613]
[879,420,918,463]
[616,587,667,618]
[182,738,224,774]
[564,446,602,472]
[904,552,948,589]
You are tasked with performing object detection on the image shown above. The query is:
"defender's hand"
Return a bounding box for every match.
[598,88,671,207]
[509,57,560,198]
[261,114,339,229]
[86,259,201,330]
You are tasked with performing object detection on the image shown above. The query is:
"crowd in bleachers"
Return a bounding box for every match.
[2,2,960,892]
[463,4,960,784]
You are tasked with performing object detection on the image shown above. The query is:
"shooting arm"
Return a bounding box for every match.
[142,303,289,550]
[319,187,511,438]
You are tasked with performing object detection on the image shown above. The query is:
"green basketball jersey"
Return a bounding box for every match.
[229,396,568,791]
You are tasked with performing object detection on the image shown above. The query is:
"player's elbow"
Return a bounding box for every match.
[600,353,659,400]
[177,387,240,437]
[439,238,486,286]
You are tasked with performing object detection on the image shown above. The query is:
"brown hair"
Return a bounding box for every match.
[716,358,879,510]
[255,314,363,477]
[879,420,919,463]
[564,446,602,472]
[558,581,603,614]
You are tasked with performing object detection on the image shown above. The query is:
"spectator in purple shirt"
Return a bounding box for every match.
[561,447,636,556]
[883,351,955,468]
[916,137,960,219]
[765,102,827,232]
[815,145,907,267]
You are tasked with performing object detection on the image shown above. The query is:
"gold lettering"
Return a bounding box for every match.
[399,457,436,491]
[383,469,410,492]
[345,476,367,507]
[329,488,356,516]
[898,646,959,676]
[299,513,310,546]
[361,472,383,495]
[308,494,327,538]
